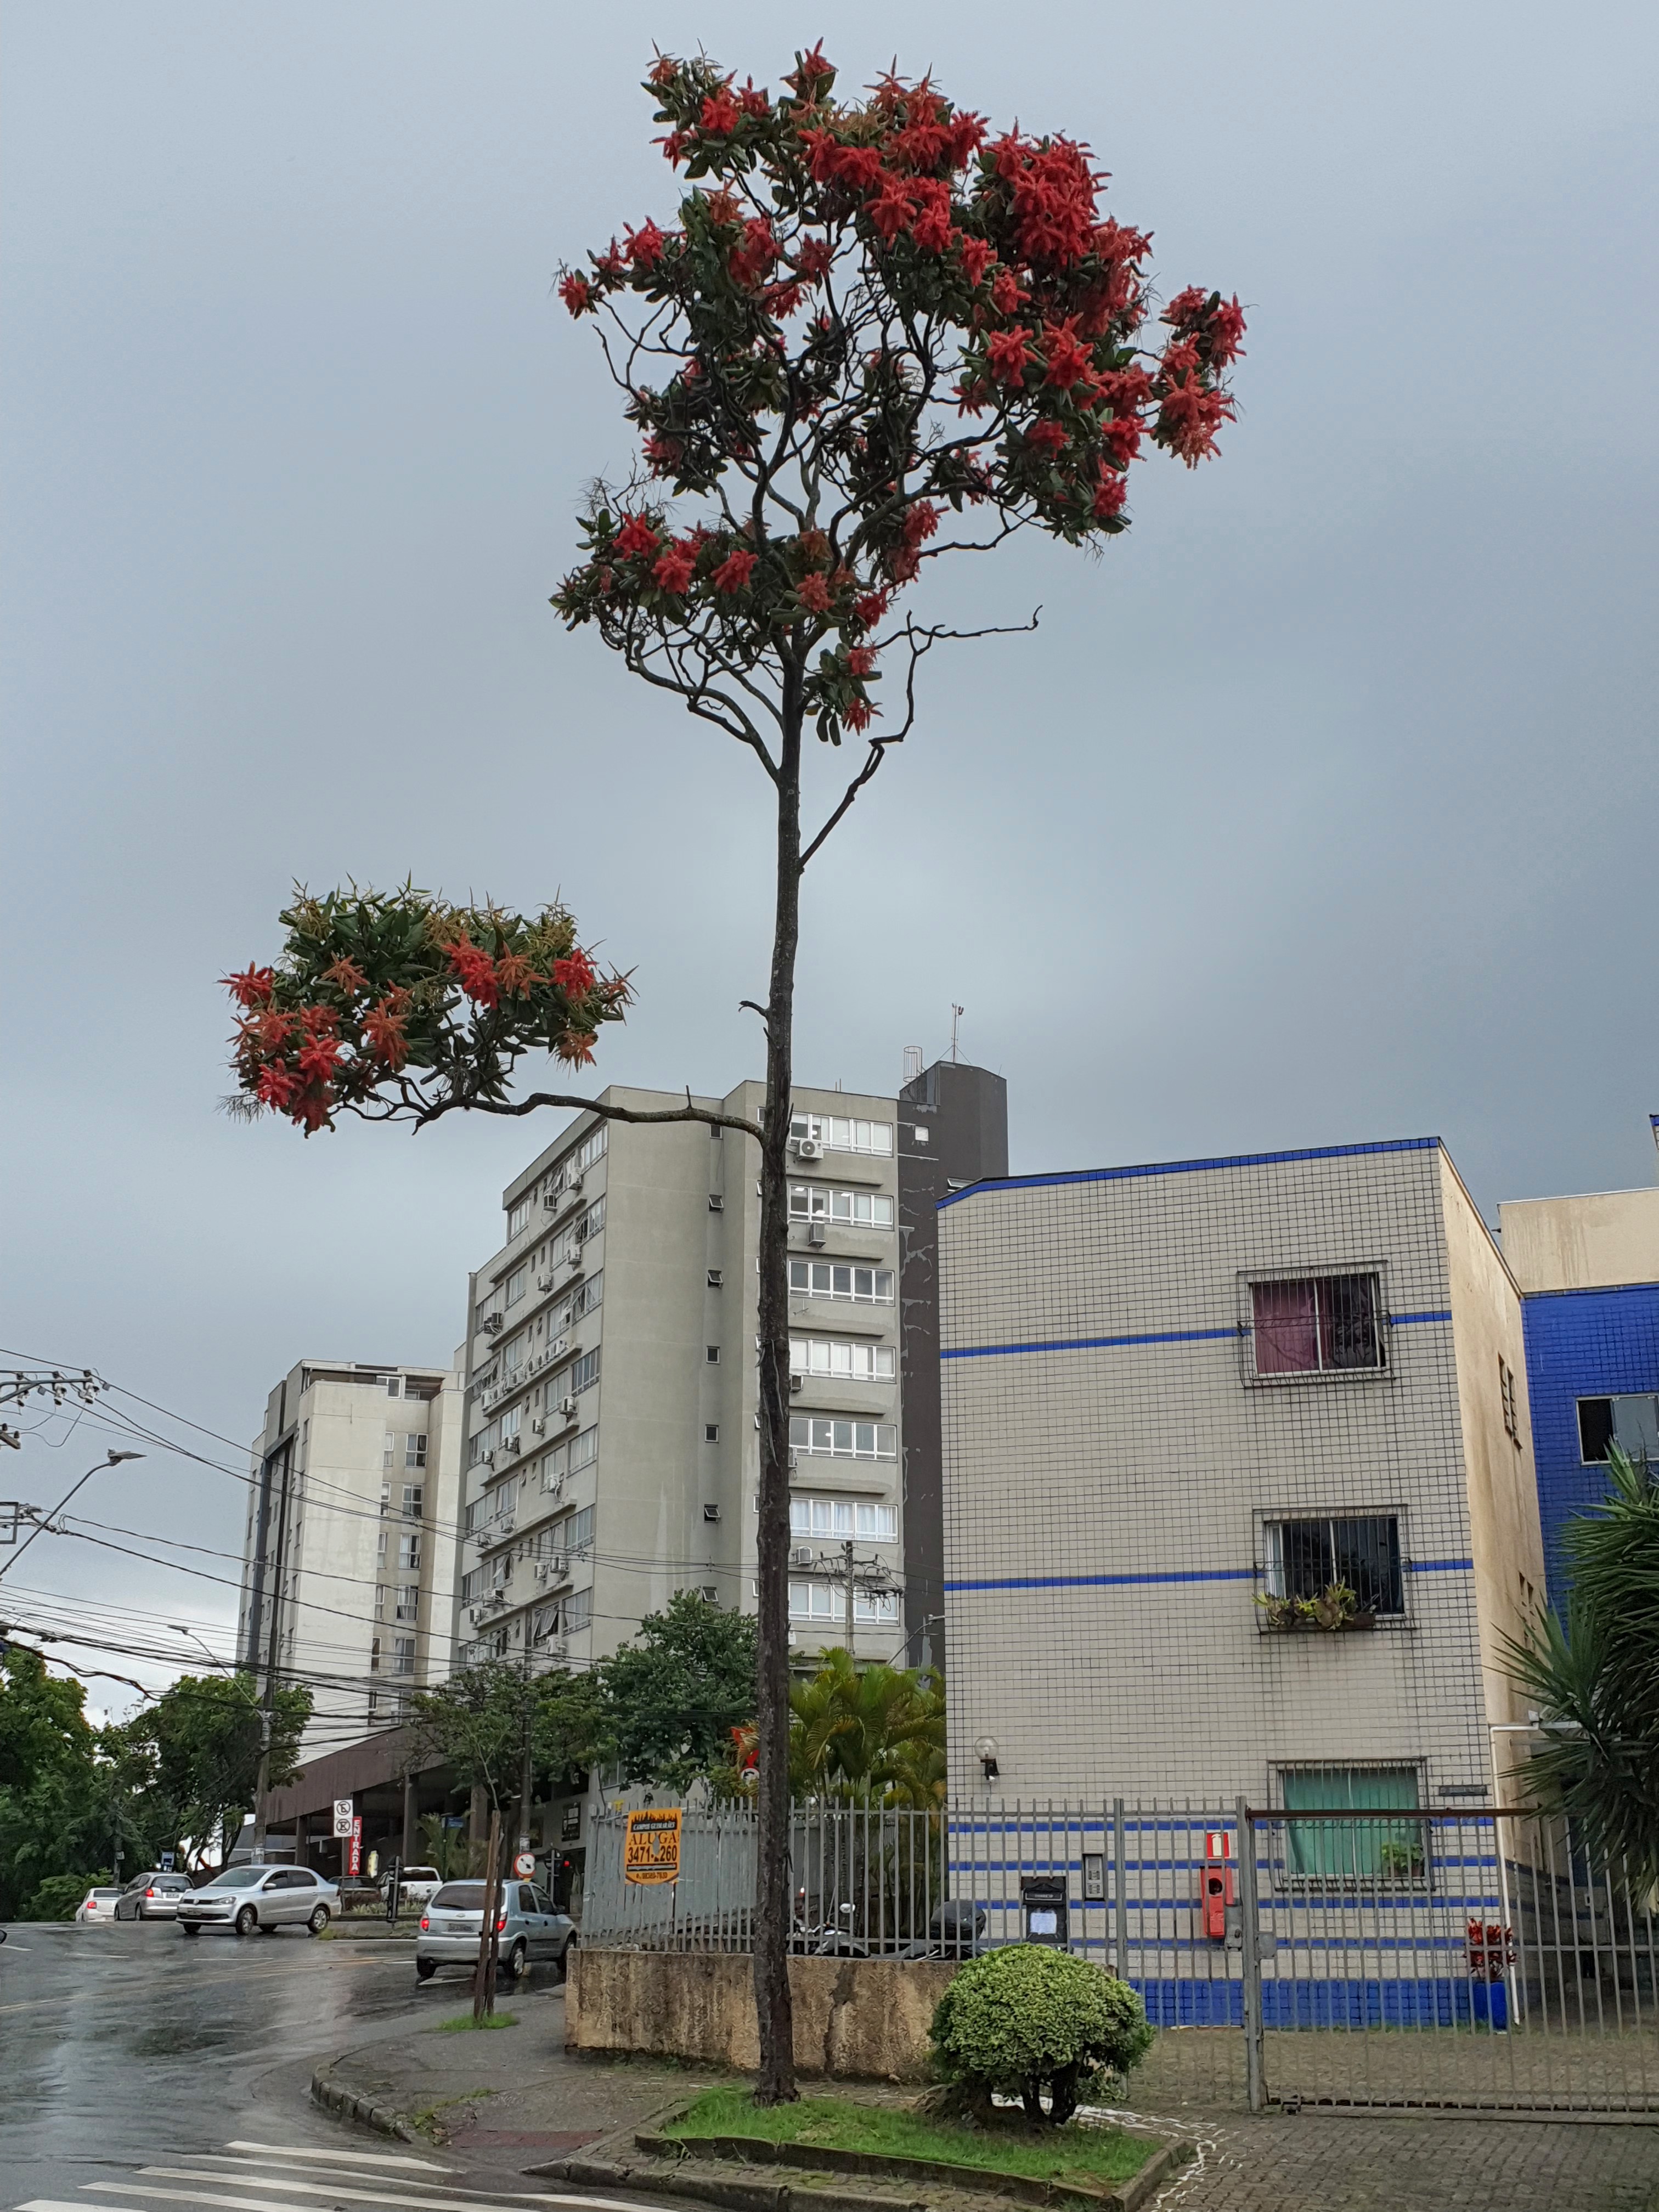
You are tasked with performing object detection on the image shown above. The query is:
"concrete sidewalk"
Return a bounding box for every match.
[311,1988,1659,2212]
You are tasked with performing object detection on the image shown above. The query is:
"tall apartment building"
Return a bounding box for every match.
[454,1080,907,1674]
[938,1135,1547,1810]
[1498,1120,1659,1598]
[896,1057,1009,1673]
[241,1359,464,1756]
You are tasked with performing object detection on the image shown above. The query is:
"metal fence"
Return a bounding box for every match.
[582,1795,1659,2114]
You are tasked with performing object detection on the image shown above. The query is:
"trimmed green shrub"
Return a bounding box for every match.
[26,1870,110,1922]
[930,1944,1154,2123]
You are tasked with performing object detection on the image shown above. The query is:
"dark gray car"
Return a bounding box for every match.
[415,1879,574,1984]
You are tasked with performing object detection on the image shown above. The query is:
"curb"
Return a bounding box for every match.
[527,2155,926,2212]
[311,2066,420,2144]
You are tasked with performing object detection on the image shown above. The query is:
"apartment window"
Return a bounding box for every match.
[789,1335,898,1383]
[791,1113,893,1156]
[532,1604,561,1644]
[382,1434,395,1471]
[1250,1272,1384,1378]
[569,1425,599,1475]
[376,1528,388,1565]
[556,1271,602,1329]
[397,1532,422,1573]
[502,1334,526,1375]
[706,1345,721,1364]
[369,1637,381,1673]
[791,1416,898,1461]
[393,1637,416,1675]
[505,1267,526,1307]
[404,1432,427,1470]
[402,1483,423,1520]
[788,1580,898,1623]
[789,1185,896,1228]
[563,1589,592,1633]
[396,1585,420,1623]
[569,1348,600,1396]
[1279,1765,1422,1884]
[1498,1358,1520,1444]
[790,1497,898,1541]
[565,1505,595,1553]
[507,1196,531,1237]
[374,1584,387,1621]
[708,1193,725,1212]
[501,1404,523,1444]
[1577,1392,1659,1464]
[1263,1514,1403,1616]
[385,1378,400,1398]
[705,1423,720,1443]
[789,1261,895,1305]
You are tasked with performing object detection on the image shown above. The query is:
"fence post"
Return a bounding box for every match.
[1237,1795,1265,2113]
[1113,1797,1127,1979]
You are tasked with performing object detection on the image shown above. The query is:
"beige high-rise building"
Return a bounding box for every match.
[240,1359,464,1757]
[454,1081,906,1675]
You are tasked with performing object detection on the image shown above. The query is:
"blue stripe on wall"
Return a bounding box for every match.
[942,1312,1450,1362]
[945,1558,1472,1594]
[938,1136,1439,1210]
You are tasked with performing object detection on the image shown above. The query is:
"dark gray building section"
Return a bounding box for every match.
[898,1060,1008,1673]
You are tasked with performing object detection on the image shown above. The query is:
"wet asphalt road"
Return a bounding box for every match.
[0,1922,664,2212]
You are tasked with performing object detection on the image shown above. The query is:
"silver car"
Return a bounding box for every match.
[114,1872,193,1920]
[176,1864,338,1938]
[75,1886,125,1924]
[415,1878,574,1984]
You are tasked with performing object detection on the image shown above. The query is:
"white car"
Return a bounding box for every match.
[75,1886,124,1924]
[389,1865,444,1910]
[176,1864,338,1938]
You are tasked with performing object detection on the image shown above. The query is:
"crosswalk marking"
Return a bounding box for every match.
[224,2149,447,2173]
[153,2166,460,2197]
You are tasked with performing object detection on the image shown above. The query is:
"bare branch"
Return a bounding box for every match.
[349,1087,763,1143]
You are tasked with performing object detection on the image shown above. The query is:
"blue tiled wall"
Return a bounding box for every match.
[1521,1283,1659,1599]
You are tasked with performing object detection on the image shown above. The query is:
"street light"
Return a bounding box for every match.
[0,1449,143,1580]
[170,1624,234,1675]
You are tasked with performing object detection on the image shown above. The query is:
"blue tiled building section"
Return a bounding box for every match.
[1521,1283,1659,1599]
[1135,1978,1500,2029]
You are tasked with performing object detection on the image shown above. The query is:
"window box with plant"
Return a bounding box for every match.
[1254,1512,1406,1633]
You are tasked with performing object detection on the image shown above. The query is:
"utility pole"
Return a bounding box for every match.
[816,1543,894,1656]
[251,1436,294,1859]
[518,1649,534,1856]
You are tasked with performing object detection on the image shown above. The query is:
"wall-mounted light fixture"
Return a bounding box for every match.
[973,1734,1000,1783]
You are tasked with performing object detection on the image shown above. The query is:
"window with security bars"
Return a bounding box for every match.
[1278,1764,1424,1884]
[1263,1514,1404,1615]
[789,1261,895,1304]
[1249,1272,1384,1378]
[790,1416,896,1460]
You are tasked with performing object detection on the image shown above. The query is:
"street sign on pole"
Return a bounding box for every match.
[514,1850,536,1878]
[348,1815,363,1878]
[332,1798,354,1838]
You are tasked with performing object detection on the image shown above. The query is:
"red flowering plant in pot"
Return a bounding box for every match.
[223,44,1242,2104]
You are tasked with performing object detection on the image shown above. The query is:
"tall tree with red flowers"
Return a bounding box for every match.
[223,44,1241,2104]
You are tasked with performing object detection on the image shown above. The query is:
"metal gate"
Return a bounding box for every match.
[1240,1804,1659,2112]
[580,1794,1659,2114]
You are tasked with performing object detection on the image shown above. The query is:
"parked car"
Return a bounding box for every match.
[176,1864,338,1938]
[415,1879,573,1984]
[114,1872,194,1920]
[388,1865,444,1910]
[75,1886,125,1924]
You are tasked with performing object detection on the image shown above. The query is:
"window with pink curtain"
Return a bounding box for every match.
[1252,1278,1319,1372]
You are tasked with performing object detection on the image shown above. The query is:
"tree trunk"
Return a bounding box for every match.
[752,695,803,2105]
[473,1803,501,2023]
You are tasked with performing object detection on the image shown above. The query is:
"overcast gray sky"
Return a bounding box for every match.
[3,1,1655,1712]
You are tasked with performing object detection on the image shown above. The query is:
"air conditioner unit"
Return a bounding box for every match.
[498,1512,516,1534]
[481,1449,496,1468]
[485,1591,506,1611]
[789,1372,804,1394]
[568,1173,584,1197]
[787,1449,798,1470]
[808,1221,828,1247]
[791,1545,814,1567]
[566,1261,586,1284]
[531,1417,546,1436]
[481,1312,503,1334]
[536,1274,556,1294]
[548,1553,568,1579]
[797,1139,823,1160]
[535,1561,551,1583]
[503,1434,522,1455]
[559,1395,578,1418]
[466,1605,482,1626]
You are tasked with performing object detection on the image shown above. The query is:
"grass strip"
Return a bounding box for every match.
[666,2086,1153,2186]
[436,2010,518,2032]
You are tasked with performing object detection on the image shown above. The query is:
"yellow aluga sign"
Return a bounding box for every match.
[623,1807,682,1886]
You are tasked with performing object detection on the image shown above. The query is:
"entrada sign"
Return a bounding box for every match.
[623,1807,682,1886]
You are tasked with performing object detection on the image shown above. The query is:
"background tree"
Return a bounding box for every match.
[783,1651,944,1802]
[599,1592,759,1792]
[121,1672,312,1870]
[410,1657,608,1826]
[1503,1444,1659,1889]
[222,46,1241,2101]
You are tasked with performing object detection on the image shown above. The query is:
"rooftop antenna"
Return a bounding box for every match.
[950,1006,964,1064]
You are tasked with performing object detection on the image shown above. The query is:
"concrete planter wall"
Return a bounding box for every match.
[567,1947,958,2081]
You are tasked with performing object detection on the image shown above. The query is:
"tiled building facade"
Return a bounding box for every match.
[938,1138,1545,1810]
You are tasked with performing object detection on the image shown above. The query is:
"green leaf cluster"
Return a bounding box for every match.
[930,1945,1154,2124]
[1503,1445,1659,1888]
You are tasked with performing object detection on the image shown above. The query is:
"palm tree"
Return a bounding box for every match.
[787,1650,945,1802]
[1502,1445,1659,1890]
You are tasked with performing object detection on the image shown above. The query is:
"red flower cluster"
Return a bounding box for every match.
[448,938,501,1008]
[990,133,1102,270]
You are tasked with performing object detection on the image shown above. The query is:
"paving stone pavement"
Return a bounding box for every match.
[1131,2105,1659,2212]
